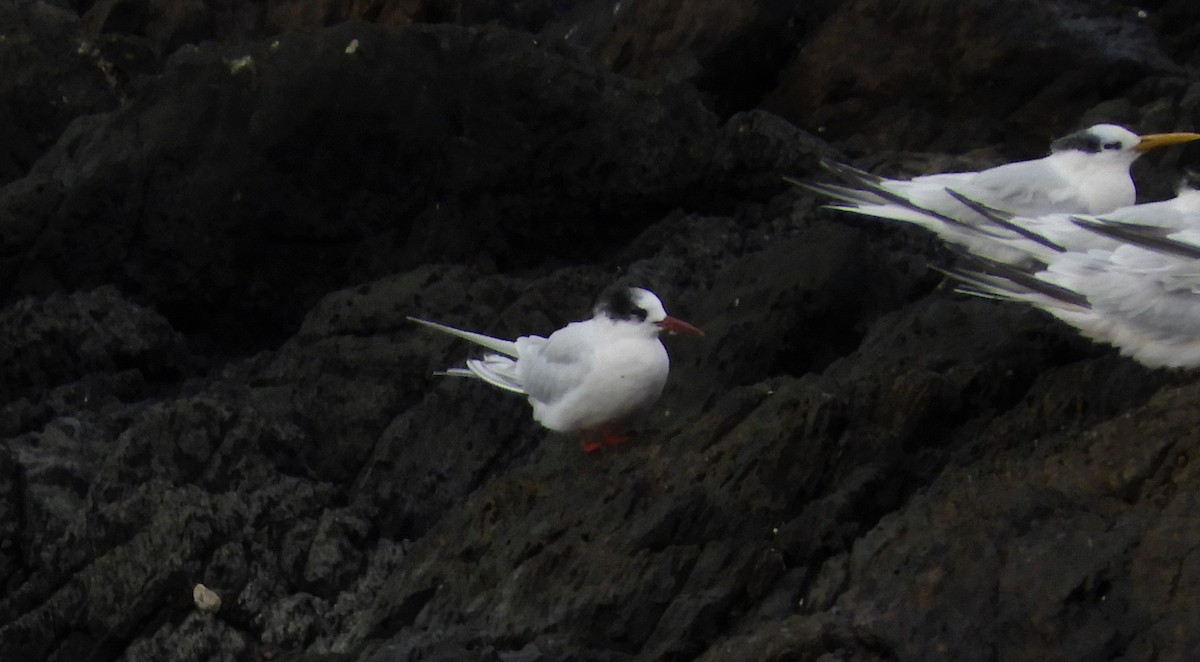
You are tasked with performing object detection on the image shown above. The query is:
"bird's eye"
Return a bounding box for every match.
[1103,141,1122,150]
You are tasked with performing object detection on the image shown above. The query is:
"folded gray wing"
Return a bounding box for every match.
[1084,271,1200,337]
[515,327,596,407]
[1072,218,1200,260]
[967,160,1078,214]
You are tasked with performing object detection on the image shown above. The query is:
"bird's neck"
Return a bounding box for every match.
[598,317,658,338]
[1050,150,1133,174]
[1050,151,1136,213]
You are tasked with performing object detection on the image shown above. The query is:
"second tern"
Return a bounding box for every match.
[796,124,1200,250]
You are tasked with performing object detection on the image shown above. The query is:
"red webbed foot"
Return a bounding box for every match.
[600,431,631,447]
[580,428,632,453]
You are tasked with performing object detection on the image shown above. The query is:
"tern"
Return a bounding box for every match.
[794,124,1200,250]
[410,286,704,451]
[941,170,1200,264]
[947,221,1200,368]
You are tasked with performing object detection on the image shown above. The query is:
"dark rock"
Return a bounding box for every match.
[302,508,370,597]
[5,2,1200,662]
[0,22,729,351]
[259,592,332,649]
[765,0,1181,153]
[78,0,578,57]
[0,1,120,187]
[0,286,189,408]
[6,418,104,577]
[540,0,841,117]
[0,444,20,589]
[1154,0,1200,67]
[117,612,250,662]
[826,380,1200,661]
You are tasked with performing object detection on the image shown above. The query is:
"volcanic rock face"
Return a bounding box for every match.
[3,1,1200,661]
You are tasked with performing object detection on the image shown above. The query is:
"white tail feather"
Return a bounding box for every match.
[407,317,518,357]
[412,317,527,394]
[464,356,525,394]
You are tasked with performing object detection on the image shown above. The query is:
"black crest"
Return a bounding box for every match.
[1050,130,1103,154]
[595,286,648,322]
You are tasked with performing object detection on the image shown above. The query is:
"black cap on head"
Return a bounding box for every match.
[1049,124,1140,155]
[1050,130,1103,154]
[594,286,649,322]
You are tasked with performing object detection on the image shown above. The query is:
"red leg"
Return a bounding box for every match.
[579,425,633,452]
[600,431,631,447]
[580,431,603,453]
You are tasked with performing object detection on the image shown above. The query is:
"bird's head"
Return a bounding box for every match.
[1051,124,1200,163]
[595,287,704,335]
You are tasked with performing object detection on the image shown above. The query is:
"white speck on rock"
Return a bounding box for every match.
[193,583,222,613]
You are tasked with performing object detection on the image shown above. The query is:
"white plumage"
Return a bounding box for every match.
[797,124,1200,254]
[794,122,1200,368]
[942,172,1200,264]
[410,287,703,450]
[949,218,1200,368]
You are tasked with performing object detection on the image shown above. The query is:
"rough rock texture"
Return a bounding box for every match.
[765,0,1183,154]
[0,1,122,186]
[4,0,1200,660]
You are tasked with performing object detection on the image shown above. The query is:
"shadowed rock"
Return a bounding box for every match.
[4,2,1200,661]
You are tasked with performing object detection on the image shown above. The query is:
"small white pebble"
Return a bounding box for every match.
[345,39,360,54]
[193,584,222,613]
[1136,9,1148,18]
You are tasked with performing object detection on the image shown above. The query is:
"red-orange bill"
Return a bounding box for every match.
[657,316,705,336]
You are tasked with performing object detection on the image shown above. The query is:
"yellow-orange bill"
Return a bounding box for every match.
[1135,132,1200,152]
